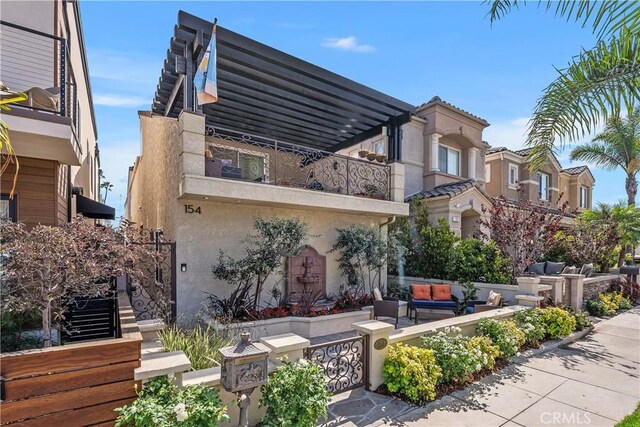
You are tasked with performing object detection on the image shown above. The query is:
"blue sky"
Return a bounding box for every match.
[81,1,626,217]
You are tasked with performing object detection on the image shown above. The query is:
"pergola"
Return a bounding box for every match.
[152,11,415,159]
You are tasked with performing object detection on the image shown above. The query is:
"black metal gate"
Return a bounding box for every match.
[305,335,368,394]
[61,278,118,343]
[127,230,176,321]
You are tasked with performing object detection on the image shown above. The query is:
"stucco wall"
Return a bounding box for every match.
[174,201,390,317]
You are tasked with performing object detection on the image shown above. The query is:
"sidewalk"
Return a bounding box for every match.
[323,308,640,427]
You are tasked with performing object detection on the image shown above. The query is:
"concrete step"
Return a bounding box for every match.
[135,350,192,382]
[137,319,165,342]
[141,339,164,355]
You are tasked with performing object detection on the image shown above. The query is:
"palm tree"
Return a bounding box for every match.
[583,202,640,266]
[100,181,113,204]
[485,1,640,171]
[570,109,640,206]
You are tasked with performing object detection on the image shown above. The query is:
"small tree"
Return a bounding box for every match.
[331,225,387,297]
[0,218,154,348]
[554,218,620,272]
[415,218,458,280]
[477,194,567,280]
[212,216,309,314]
[388,198,430,277]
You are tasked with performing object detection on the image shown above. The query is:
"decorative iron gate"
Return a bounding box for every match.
[305,335,368,394]
[127,230,176,321]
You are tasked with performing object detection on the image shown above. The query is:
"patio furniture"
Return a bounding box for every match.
[414,307,456,324]
[372,288,400,328]
[205,158,243,179]
[465,291,503,314]
[408,284,458,320]
[525,261,566,276]
[19,86,60,111]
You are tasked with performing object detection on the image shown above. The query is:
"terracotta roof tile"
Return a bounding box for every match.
[406,178,476,201]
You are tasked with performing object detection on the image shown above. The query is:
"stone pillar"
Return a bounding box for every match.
[562,274,585,311]
[389,161,405,203]
[516,276,543,307]
[430,133,442,171]
[352,320,395,391]
[260,333,310,365]
[539,276,564,305]
[468,147,477,180]
[179,110,206,176]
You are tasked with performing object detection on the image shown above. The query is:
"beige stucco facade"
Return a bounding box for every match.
[126,111,408,316]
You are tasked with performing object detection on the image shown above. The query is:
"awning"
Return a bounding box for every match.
[76,194,115,220]
[153,11,415,155]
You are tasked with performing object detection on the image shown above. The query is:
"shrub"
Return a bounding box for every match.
[259,359,332,427]
[115,376,228,427]
[383,343,441,404]
[453,238,512,284]
[158,323,233,371]
[586,298,614,317]
[572,310,592,331]
[0,310,42,352]
[609,278,640,305]
[421,328,478,385]
[541,307,576,339]
[466,335,501,371]
[477,319,526,358]
[513,308,547,346]
[415,218,458,280]
[387,282,410,300]
[588,292,634,317]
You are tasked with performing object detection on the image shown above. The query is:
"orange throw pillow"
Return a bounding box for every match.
[432,284,452,301]
[411,284,431,300]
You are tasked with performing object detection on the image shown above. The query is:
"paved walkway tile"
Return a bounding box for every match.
[451,383,543,419]
[546,379,639,422]
[392,395,509,426]
[475,364,567,396]
[511,397,616,427]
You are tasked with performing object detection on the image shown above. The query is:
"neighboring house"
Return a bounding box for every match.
[485,147,595,211]
[0,0,113,225]
[342,96,493,238]
[125,12,410,315]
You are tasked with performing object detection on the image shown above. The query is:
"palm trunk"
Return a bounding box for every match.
[626,174,637,207]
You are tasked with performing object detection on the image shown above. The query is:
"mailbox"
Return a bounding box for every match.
[219,332,270,393]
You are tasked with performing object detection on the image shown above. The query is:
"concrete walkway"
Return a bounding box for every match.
[322,308,640,427]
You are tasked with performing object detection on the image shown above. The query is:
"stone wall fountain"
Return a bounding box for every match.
[287,246,335,312]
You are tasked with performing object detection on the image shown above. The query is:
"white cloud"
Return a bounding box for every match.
[321,36,375,53]
[483,117,529,150]
[94,94,149,108]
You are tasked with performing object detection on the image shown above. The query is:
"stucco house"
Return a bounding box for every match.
[125,11,411,316]
[1,0,113,225]
[485,147,595,211]
[342,96,494,238]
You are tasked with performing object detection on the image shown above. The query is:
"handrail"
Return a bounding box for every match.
[0,20,65,41]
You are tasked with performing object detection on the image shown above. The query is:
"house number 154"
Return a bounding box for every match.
[184,205,201,214]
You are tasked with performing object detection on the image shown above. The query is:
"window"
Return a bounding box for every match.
[538,173,550,200]
[1,194,17,222]
[485,164,491,183]
[211,145,267,181]
[438,145,460,176]
[508,164,519,187]
[580,186,589,208]
[373,141,385,155]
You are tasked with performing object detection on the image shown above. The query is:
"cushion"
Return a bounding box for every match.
[580,263,593,277]
[373,288,383,301]
[561,265,577,274]
[411,285,431,300]
[432,284,452,301]
[545,261,566,275]
[412,300,458,309]
[527,262,546,275]
[487,291,502,306]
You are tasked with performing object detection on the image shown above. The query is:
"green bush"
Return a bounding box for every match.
[259,359,332,427]
[383,343,442,404]
[586,292,633,317]
[466,335,501,371]
[415,218,458,280]
[115,376,228,427]
[513,308,547,346]
[477,319,526,358]
[586,298,613,317]
[158,323,233,370]
[453,238,512,284]
[1,310,42,352]
[572,310,592,331]
[541,307,576,339]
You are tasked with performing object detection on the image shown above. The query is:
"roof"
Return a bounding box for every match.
[406,179,476,201]
[153,11,415,152]
[417,96,489,126]
[561,165,589,175]
[485,146,533,156]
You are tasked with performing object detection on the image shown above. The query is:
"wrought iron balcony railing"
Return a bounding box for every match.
[205,126,392,201]
[0,20,81,153]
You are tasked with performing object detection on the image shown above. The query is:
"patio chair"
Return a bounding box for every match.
[465,291,503,314]
[372,288,400,328]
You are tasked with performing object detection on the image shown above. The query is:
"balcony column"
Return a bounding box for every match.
[468,147,477,180]
[179,110,205,176]
[430,133,442,171]
[389,162,405,203]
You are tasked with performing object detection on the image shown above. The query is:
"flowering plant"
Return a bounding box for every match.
[513,308,547,346]
[477,319,526,358]
[541,307,576,339]
[115,376,228,426]
[383,343,441,404]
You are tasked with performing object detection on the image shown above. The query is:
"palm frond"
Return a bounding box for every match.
[570,142,626,171]
[484,0,640,39]
[524,29,640,171]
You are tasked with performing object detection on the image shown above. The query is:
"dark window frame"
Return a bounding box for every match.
[1,194,18,222]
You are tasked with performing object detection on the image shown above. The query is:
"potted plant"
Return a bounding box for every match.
[366,152,377,161]
[358,149,368,158]
[376,154,386,163]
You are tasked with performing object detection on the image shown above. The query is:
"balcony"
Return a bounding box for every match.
[0,20,82,165]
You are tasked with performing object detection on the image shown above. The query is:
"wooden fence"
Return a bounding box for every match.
[1,292,142,426]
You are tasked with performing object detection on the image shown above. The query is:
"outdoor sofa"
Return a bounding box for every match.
[408,284,458,319]
[526,261,594,277]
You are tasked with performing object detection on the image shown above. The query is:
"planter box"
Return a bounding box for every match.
[213,310,371,340]
[0,292,142,426]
